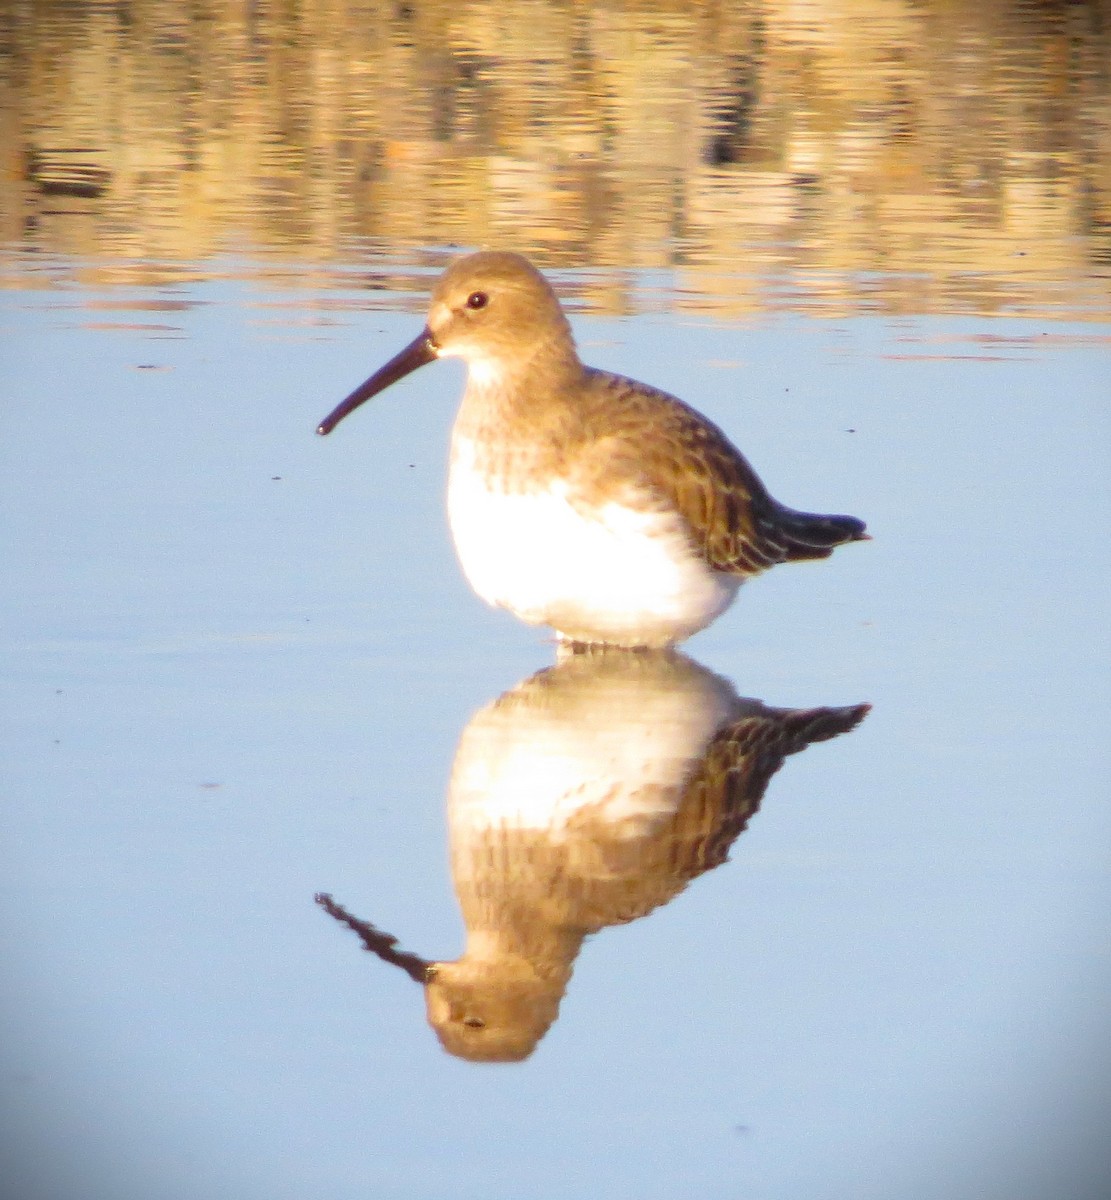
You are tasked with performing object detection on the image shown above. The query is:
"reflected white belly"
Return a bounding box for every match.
[449,655,736,834]
[446,446,739,647]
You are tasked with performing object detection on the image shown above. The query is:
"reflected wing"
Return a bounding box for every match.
[669,701,871,876]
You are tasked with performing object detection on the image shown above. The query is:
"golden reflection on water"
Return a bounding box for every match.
[1,0,1109,316]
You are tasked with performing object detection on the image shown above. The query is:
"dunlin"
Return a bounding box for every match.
[317,251,867,648]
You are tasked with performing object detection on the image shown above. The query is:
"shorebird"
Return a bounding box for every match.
[317,251,867,648]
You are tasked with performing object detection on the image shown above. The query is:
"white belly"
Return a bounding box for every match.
[446,444,739,647]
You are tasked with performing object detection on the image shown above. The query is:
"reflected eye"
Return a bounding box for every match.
[465,291,489,310]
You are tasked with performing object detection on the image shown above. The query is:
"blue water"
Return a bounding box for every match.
[2,273,1109,1199]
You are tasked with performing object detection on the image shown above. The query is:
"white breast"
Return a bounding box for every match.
[447,439,740,647]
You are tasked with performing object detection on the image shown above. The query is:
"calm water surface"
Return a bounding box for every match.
[2,3,1110,1199]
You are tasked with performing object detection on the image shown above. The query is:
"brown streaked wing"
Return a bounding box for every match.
[572,370,790,577]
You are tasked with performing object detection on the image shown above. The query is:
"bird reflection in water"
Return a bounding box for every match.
[316,648,868,1062]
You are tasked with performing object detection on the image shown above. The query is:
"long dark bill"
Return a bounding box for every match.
[315,328,438,435]
[314,892,433,984]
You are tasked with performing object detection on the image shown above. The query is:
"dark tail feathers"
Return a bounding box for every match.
[771,503,868,562]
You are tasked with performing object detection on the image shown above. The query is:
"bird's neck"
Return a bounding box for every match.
[456,335,585,439]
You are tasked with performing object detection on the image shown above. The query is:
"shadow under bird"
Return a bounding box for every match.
[317,251,867,648]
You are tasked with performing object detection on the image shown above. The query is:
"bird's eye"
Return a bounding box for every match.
[465,291,488,310]
[462,1016,486,1029]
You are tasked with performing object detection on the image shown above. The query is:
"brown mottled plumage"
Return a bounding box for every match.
[318,251,867,647]
[568,368,862,574]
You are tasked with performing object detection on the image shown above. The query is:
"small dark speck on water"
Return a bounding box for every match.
[199,782,222,790]
[271,476,282,481]
[733,1124,751,1136]
[846,428,856,433]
